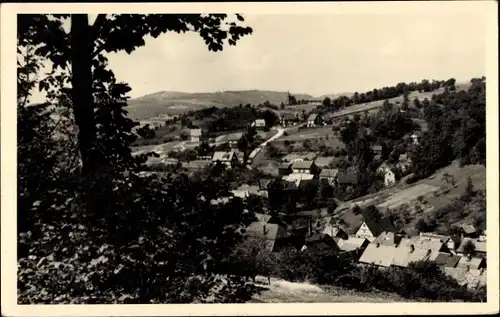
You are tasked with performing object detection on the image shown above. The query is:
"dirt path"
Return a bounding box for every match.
[249,276,409,303]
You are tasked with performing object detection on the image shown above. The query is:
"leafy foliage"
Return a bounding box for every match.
[17,13,256,304]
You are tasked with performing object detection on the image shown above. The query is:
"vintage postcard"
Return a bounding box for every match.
[1,1,498,316]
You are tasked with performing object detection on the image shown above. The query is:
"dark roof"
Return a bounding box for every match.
[460,224,477,234]
[304,233,340,253]
[292,160,314,170]
[434,252,461,268]
[291,218,311,229]
[298,178,318,190]
[279,162,293,169]
[337,170,359,184]
[307,113,319,121]
[319,168,339,178]
[363,216,397,237]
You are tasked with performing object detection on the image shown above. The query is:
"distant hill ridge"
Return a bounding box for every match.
[127,89,328,121]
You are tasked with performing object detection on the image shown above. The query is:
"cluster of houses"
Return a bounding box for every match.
[276,151,358,188]
[242,206,487,289]
[279,112,325,128]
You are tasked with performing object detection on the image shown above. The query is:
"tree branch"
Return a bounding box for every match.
[91,14,107,35]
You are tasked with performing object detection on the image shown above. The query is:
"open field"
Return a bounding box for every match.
[277,126,336,142]
[249,276,412,303]
[377,184,438,210]
[330,161,486,232]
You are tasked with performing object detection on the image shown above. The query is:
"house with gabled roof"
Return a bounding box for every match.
[212,151,239,168]
[456,224,480,238]
[280,113,300,127]
[336,168,359,186]
[335,236,370,254]
[301,233,340,253]
[244,221,288,252]
[419,232,457,253]
[314,156,336,169]
[359,232,453,268]
[291,160,319,175]
[396,153,413,173]
[306,113,322,128]
[456,255,486,270]
[355,216,397,242]
[251,119,266,128]
[319,168,339,185]
[322,224,349,240]
[278,162,293,175]
[434,252,461,268]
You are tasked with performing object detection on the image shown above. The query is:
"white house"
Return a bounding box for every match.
[251,119,266,128]
[291,160,317,175]
[384,169,396,187]
[306,113,321,128]
[189,128,202,143]
[410,132,422,145]
[212,151,239,168]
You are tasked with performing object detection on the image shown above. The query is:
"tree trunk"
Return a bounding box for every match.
[70,14,97,176]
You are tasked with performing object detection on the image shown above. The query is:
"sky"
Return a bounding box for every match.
[28,9,488,102]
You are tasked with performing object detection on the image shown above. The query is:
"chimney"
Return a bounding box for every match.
[409,244,415,253]
[427,249,432,256]
[263,225,267,235]
[376,243,380,248]
[308,218,313,237]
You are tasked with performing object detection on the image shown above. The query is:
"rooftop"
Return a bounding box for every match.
[319,168,339,178]
[292,160,315,170]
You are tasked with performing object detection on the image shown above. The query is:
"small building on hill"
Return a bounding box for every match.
[212,151,239,168]
[396,153,413,173]
[189,128,202,143]
[280,113,300,127]
[251,119,266,128]
[306,113,322,128]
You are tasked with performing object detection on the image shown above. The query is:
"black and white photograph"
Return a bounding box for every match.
[1,1,499,316]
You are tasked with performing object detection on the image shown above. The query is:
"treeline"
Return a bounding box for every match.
[409,77,486,180]
[318,78,458,112]
[179,105,280,133]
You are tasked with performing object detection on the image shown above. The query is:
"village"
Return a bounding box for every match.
[132,84,487,291]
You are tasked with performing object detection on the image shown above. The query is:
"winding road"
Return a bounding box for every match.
[247,126,285,165]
